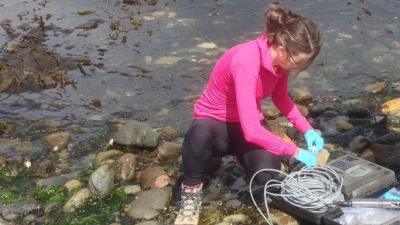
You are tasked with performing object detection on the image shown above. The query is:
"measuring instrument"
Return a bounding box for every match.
[326,154,396,198]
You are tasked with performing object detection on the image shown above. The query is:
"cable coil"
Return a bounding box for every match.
[249,166,344,225]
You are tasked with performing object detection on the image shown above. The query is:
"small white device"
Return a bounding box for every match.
[326,154,396,198]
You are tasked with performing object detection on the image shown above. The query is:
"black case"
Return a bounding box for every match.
[269,195,343,225]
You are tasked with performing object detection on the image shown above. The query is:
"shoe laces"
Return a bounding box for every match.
[179,189,202,218]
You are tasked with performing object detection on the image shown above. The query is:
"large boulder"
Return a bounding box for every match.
[112,120,160,148]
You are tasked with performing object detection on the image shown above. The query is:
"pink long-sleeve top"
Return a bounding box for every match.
[194,34,313,156]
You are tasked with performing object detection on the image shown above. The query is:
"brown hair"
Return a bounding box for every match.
[264,4,321,74]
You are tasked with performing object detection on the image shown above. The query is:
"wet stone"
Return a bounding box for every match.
[120,153,136,181]
[22,214,36,224]
[336,120,354,132]
[96,150,123,163]
[119,185,141,195]
[155,141,181,163]
[289,87,313,105]
[364,81,386,94]
[346,106,372,119]
[40,132,70,152]
[63,188,91,213]
[349,135,370,153]
[1,201,41,221]
[322,110,340,118]
[88,164,114,199]
[136,222,160,225]
[44,202,62,213]
[15,141,34,152]
[381,98,400,113]
[113,120,160,148]
[36,176,69,188]
[127,187,172,220]
[64,179,82,192]
[0,216,12,225]
[222,214,248,223]
[262,107,282,120]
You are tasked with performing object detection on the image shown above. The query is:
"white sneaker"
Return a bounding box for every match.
[174,183,203,225]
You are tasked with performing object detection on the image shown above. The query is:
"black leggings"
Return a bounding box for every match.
[182,118,282,186]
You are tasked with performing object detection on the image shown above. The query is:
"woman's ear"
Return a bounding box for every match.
[277,45,286,58]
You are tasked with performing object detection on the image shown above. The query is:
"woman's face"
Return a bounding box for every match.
[278,50,308,72]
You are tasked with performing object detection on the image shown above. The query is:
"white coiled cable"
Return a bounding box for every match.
[249,165,344,225]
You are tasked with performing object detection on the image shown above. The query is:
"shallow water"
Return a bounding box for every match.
[0,0,399,135]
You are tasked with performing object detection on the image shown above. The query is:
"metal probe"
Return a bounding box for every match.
[336,198,400,209]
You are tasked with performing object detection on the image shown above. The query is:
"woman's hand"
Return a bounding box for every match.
[295,148,317,167]
[304,130,324,156]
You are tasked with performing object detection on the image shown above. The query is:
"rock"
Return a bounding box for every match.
[370,144,400,172]
[222,214,248,223]
[157,126,178,141]
[346,106,372,119]
[215,222,230,225]
[63,188,91,212]
[349,135,370,153]
[183,94,201,104]
[36,176,69,187]
[44,202,62,213]
[375,133,400,145]
[364,81,386,93]
[23,214,36,224]
[0,216,12,225]
[0,138,20,152]
[56,163,75,173]
[197,42,218,49]
[276,117,293,127]
[336,120,354,132]
[295,104,309,117]
[382,98,400,112]
[112,120,160,148]
[347,118,371,126]
[136,222,160,225]
[58,149,70,160]
[265,120,293,143]
[155,141,181,163]
[139,166,169,189]
[64,179,82,192]
[119,185,141,195]
[127,187,172,220]
[262,107,282,120]
[96,150,123,163]
[88,164,114,199]
[122,0,143,5]
[359,149,374,162]
[316,149,330,166]
[40,132,70,152]
[1,201,41,221]
[322,110,340,118]
[15,141,34,152]
[120,153,136,181]
[289,88,312,105]
[270,210,299,225]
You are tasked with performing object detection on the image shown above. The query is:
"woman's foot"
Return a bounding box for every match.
[174,183,203,225]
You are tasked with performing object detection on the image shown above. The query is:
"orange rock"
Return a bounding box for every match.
[138,165,168,189]
[381,98,400,112]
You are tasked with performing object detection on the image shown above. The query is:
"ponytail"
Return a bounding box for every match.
[264,4,321,74]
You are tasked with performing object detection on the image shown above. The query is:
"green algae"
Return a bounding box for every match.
[45,189,128,225]
[75,166,95,181]
[70,134,109,158]
[0,165,34,204]
[30,186,76,205]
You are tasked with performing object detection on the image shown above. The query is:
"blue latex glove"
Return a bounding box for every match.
[295,148,317,167]
[304,130,324,156]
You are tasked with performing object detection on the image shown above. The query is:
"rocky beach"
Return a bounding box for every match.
[1,0,400,225]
